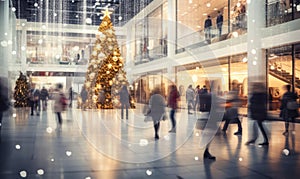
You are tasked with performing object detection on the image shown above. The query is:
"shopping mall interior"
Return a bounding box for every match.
[1,0,300,178]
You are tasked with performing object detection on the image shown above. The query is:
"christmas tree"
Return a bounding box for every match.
[83,9,134,109]
[14,72,30,107]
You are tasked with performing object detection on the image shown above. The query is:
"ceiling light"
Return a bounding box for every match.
[118,16,122,20]
[206,3,211,7]
[12,7,16,12]
[34,3,38,7]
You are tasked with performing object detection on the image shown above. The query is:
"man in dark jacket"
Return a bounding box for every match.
[29,84,40,116]
[40,86,49,111]
[204,15,212,40]
[216,11,223,37]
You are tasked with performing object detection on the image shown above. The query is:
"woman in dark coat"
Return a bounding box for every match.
[280,84,299,135]
[245,82,269,146]
[167,84,180,133]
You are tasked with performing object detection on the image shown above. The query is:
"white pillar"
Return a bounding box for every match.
[247,0,267,84]
[0,0,9,78]
[167,0,176,57]
[21,20,27,73]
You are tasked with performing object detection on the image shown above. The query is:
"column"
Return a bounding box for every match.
[167,0,176,57]
[247,0,269,137]
[247,0,267,85]
[0,0,9,78]
[20,20,27,73]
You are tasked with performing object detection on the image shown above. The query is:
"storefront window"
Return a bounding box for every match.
[148,5,164,60]
[133,71,169,103]
[176,0,230,50]
[229,0,247,34]
[229,54,248,99]
[268,45,293,109]
[134,19,148,64]
[25,32,92,65]
[266,0,299,26]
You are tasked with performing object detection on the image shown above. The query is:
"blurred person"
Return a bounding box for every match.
[40,86,49,111]
[195,85,201,111]
[53,83,65,130]
[97,88,105,109]
[119,85,130,120]
[201,80,225,160]
[199,85,209,112]
[280,84,299,135]
[216,11,223,37]
[204,15,212,40]
[68,87,73,108]
[148,87,166,140]
[80,85,88,110]
[0,77,10,128]
[167,84,180,133]
[222,81,243,135]
[29,84,40,116]
[186,84,195,115]
[245,82,269,146]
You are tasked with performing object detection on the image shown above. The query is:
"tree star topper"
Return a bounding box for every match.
[102,8,112,18]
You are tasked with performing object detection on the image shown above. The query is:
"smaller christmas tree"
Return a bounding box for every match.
[14,72,30,107]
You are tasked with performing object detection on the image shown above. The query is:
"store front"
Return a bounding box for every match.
[267,43,300,110]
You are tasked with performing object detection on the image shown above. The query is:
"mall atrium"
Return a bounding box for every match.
[0,0,300,178]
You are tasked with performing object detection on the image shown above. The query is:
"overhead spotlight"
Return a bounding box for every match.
[12,7,16,12]
[206,3,211,7]
[118,16,122,21]
[34,3,38,7]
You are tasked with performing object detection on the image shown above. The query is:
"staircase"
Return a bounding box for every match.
[269,65,300,88]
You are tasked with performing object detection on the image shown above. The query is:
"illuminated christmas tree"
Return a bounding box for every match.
[14,72,30,107]
[83,9,134,109]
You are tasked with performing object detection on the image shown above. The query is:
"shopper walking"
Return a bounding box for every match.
[40,86,49,111]
[222,81,242,135]
[186,85,195,114]
[167,84,180,133]
[68,87,73,108]
[0,77,10,129]
[148,87,166,140]
[245,82,269,146]
[280,84,299,135]
[53,83,65,130]
[29,84,40,116]
[80,86,88,110]
[119,85,130,120]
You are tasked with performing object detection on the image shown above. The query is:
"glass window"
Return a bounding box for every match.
[230,0,247,34]
[148,6,164,60]
[266,0,297,26]
[176,0,229,50]
[268,45,293,110]
[229,54,248,98]
[134,19,148,64]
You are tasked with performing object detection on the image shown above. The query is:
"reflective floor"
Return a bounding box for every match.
[0,102,300,179]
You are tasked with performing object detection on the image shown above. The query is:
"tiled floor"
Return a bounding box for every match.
[1,102,300,179]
